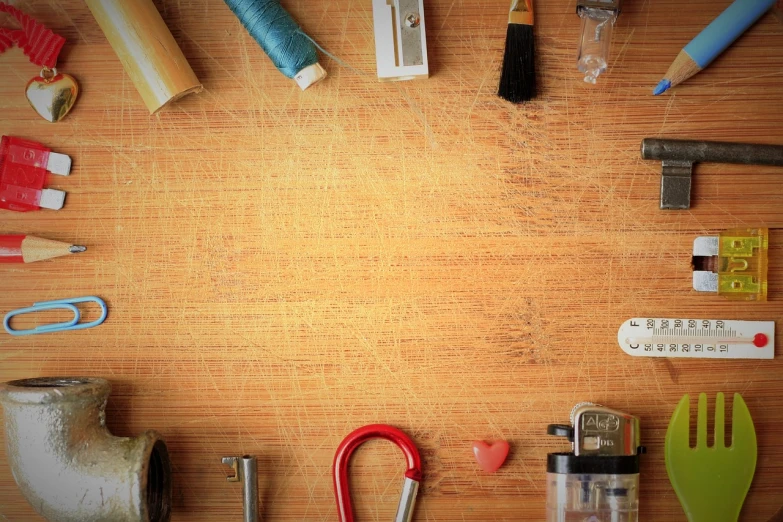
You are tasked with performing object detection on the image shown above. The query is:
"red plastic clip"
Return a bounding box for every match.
[333,424,422,522]
[0,135,71,212]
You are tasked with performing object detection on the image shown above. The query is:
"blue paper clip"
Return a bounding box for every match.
[3,296,108,336]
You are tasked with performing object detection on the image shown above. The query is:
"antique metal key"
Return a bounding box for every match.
[641,138,783,209]
[222,456,259,522]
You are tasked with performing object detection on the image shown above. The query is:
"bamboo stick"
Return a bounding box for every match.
[84,0,202,114]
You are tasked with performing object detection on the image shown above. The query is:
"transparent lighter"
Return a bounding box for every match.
[576,0,622,84]
[547,403,645,522]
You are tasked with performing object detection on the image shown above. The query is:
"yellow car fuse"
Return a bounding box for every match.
[692,227,768,301]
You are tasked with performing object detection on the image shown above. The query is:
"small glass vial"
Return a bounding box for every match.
[547,403,645,522]
[576,0,622,84]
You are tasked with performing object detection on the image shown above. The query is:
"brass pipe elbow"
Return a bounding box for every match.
[0,377,172,522]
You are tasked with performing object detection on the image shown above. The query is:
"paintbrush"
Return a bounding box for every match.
[498,0,537,103]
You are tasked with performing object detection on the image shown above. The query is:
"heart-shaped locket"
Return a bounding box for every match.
[25,68,79,123]
[472,440,510,473]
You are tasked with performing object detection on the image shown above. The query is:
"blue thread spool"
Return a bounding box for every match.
[223,0,326,90]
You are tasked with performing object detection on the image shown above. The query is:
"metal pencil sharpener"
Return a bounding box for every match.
[372,0,429,81]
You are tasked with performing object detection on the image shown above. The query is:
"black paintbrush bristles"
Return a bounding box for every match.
[498,23,536,103]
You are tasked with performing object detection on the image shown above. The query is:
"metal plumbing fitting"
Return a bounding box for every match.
[0,377,172,522]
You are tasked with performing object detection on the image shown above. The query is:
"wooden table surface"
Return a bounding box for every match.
[2,0,783,520]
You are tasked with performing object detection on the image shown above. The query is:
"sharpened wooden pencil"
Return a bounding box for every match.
[0,235,86,263]
[654,0,777,95]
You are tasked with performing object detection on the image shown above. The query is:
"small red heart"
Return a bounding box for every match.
[472,440,510,473]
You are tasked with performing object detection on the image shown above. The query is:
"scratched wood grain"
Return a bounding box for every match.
[1,0,783,520]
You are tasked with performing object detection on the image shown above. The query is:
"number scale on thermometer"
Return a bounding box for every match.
[618,318,775,359]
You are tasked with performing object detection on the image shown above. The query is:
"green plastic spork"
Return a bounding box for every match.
[665,393,757,522]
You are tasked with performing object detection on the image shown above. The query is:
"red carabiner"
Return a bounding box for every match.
[333,424,422,522]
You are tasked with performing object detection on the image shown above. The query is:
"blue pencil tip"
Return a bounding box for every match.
[653,79,671,96]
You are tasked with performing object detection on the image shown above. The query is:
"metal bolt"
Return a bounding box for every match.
[405,13,420,28]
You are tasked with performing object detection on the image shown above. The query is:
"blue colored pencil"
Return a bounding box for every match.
[654,0,777,95]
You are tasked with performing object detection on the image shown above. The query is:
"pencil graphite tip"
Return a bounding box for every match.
[70,245,87,253]
[653,79,671,96]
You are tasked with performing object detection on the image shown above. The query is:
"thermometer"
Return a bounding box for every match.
[618,318,775,359]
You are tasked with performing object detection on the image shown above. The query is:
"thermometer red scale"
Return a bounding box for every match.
[618,318,775,359]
